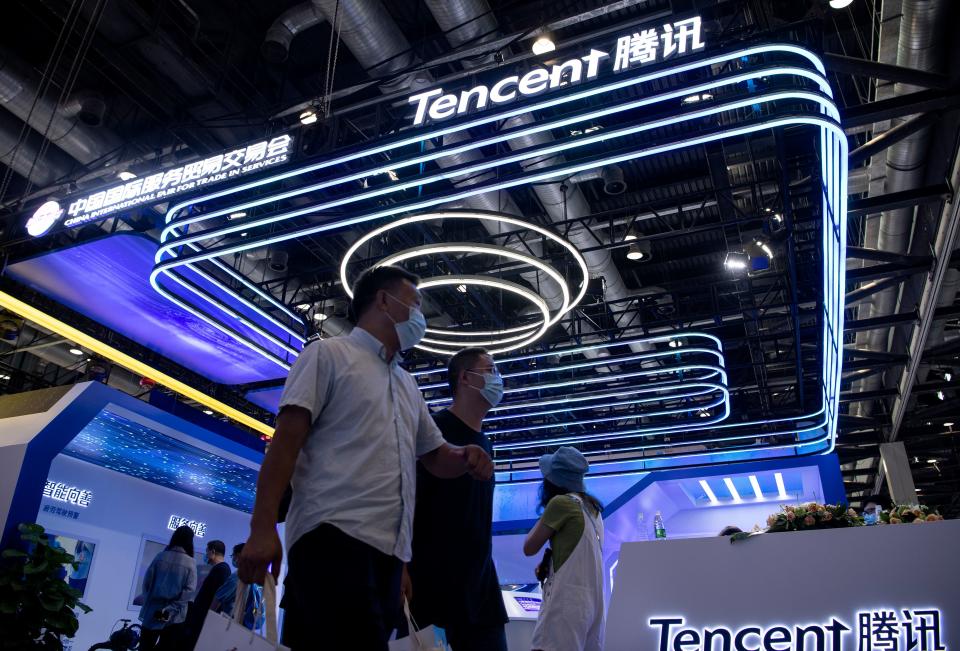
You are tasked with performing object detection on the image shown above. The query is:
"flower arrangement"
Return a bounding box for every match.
[879,504,943,524]
[765,502,862,532]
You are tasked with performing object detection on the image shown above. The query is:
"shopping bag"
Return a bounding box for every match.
[194,573,289,651]
[388,598,450,651]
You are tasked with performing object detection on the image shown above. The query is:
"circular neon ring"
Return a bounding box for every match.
[413,276,551,355]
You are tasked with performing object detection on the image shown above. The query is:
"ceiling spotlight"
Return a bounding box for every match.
[828,0,854,8]
[944,371,952,382]
[627,240,651,261]
[228,211,247,220]
[668,338,683,348]
[203,409,214,415]
[698,408,711,418]
[456,284,468,293]
[0,374,10,380]
[681,92,714,105]
[386,170,399,182]
[724,251,749,271]
[240,232,249,237]
[313,312,329,321]
[299,108,318,125]
[117,171,137,181]
[294,303,311,312]
[624,231,638,242]
[927,459,938,464]
[69,347,84,356]
[944,422,954,428]
[937,390,946,401]
[532,36,556,55]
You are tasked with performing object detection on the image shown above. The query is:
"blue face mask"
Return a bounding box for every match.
[385,293,427,351]
[468,370,504,407]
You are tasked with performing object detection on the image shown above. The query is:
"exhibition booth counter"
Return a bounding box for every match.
[606,519,959,651]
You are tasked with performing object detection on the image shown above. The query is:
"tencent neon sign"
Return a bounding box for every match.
[407,16,706,126]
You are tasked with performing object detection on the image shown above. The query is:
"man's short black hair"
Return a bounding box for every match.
[207,539,226,555]
[232,543,245,556]
[349,265,420,322]
[448,347,491,394]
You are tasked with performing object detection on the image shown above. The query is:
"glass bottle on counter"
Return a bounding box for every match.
[654,511,667,539]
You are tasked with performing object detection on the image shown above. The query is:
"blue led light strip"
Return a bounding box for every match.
[146,46,846,464]
[151,50,835,368]
[151,99,839,371]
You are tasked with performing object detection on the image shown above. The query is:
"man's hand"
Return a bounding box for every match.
[460,444,494,481]
[238,526,283,585]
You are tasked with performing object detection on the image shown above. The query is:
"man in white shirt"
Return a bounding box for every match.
[239,266,493,650]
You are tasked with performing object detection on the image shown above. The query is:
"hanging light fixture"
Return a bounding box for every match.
[532,35,556,55]
[626,240,652,261]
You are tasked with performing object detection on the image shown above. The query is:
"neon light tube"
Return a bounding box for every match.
[699,480,719,505]
[749,475,764,500]
[724,477,742,503]
[775,472,788,499]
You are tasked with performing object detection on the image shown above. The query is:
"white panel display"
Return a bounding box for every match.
[605,522,960,651]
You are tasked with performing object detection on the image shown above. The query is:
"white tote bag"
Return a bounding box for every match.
[388,599,451,651]
[194,574,289,651]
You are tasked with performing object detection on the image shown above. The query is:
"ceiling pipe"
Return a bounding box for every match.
[0,49,123,168]
[262,3,326,63]
[852,0,947,417]
[0,109,75,187]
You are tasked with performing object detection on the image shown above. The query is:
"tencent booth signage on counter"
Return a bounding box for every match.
[650,609,946,651]
[407,16,706,126]
[26,134,293,236]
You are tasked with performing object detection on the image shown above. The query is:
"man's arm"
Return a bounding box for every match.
[237,406,311,584]
[419,442,493,480]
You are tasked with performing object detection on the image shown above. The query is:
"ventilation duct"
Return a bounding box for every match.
[59,90,107,127]
[0,110,74,187]
[262,3,326,63]
[0,49,123,167]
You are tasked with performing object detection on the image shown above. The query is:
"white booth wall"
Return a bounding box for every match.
[38,454,252,651]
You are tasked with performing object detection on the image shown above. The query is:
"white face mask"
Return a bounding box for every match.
[467,370,504,407]
[385,292,427,350]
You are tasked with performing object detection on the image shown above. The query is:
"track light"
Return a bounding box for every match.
[456,284,467,293]
[627,240,651,261]
[532,36,556,55]
[117,171,137,181]
[724,251,749,271]
[313,312,329,322]
[228,211,247,220]
[299,108,318,125]
[937,390,946,401]
[829,0,853,8]
[681,93,714,105]
[69,347,84,356]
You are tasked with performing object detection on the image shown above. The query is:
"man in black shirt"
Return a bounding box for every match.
[407,347,509,651]
[185,539,231,649]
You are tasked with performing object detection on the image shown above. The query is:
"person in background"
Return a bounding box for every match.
[139,525,197,651]
[238,266,494,650]
[407,347,509,651]
[184,539,231,647]
[523,447,605,651]
[719,526,743,536]
[212,543,264,631]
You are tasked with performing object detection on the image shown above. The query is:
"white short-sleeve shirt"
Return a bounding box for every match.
[278,327,445,561]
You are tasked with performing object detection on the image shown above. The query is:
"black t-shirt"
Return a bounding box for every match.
[410,410,508,629]
[187,560,231,631]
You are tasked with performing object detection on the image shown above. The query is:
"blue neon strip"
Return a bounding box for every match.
[144,45,845,463]
[152,62,835,365]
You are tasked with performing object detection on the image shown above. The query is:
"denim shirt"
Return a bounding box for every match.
[138,547,197,629]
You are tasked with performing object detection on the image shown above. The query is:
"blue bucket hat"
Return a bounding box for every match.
[539,446,589,493]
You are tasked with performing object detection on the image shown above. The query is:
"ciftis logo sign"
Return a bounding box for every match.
[407,16,706,126]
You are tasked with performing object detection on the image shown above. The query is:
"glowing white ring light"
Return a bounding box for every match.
[414,276,551,354]
[340,212,588,354]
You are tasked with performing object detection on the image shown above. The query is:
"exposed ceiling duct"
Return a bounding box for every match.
[262,3,326,63]
[0,49,123,168]
[851,0,947,416]
[0,110,75,188]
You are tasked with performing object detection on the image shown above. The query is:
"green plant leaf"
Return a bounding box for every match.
[1,549,27,559]
[38,594,64,612]
[23,560,49,574]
